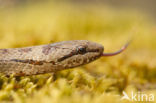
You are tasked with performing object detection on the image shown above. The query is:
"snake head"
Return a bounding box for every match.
[55,40,104,69]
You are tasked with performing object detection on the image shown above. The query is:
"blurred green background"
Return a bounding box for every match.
[0,0,156,103]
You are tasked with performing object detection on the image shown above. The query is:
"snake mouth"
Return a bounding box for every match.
[57,49,101,62]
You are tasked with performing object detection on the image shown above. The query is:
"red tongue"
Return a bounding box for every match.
[102,41,130,56]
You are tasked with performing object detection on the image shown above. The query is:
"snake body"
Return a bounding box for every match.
[0,40,104,76]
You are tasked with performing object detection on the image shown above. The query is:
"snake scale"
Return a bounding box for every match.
[0,40,129,76]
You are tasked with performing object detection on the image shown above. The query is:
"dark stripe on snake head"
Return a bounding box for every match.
[57,49,100,62]
[57,50,77,62]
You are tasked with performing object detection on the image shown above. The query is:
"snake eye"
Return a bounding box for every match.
[77,47,86,54]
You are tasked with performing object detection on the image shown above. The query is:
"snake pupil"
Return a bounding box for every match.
[77,47,86,54]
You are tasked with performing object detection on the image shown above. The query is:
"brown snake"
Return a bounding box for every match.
[0,40,129,76]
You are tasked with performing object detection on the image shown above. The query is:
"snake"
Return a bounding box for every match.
[0,40,129,76]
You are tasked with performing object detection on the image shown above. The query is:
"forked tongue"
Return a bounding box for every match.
[102,41,130,56]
